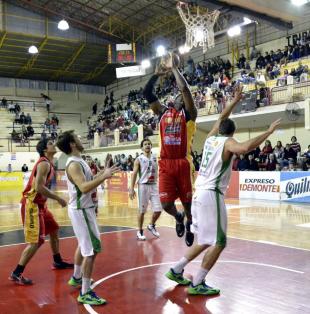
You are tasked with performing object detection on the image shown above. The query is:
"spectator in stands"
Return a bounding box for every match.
[265,154,277,171]
[41,93,52,112]
[238,53,246,69]
[8,101,15,113]
[44,118,51,132]
[27,124,34,137]
[25,113,32,125]
[290,136,301,155]
[237,154,249,171]
[1,97,7,108]
[21,124,28,138]
[41,130,47,140]
[282,143,296,167]
[11,129,19,142]
[120,154,127,171]
[14,111,20,124]
[273,141,284,161]
[259,140,273,162]
[21,164,28,172]
[51,114,59,125]
[19,112,26,124]
[92,103,98,115]
[303,145,310,160]
[127,155,134,171]
[15,103,20,113]
[7,164,12,172]
[248,154,259,171]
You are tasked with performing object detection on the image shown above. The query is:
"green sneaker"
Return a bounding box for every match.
[77,290,106,305]
[68,276,94,288]
[188,281,220,296]
[165,268,191,285]
[68,276,82,287]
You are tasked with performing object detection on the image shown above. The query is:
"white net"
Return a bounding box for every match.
[177,2,220,53]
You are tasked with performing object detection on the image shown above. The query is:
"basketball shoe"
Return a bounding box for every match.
[9,272,33,285]
[147,224,160,238]
[188,281,220,295]
[77,290,106,305]
[165,268,191,285]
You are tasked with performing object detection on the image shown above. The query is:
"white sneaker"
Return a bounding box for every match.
[147,224,160,238]
[137,230,146,241]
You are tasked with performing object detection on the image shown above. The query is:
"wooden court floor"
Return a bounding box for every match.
[0,188,310,314]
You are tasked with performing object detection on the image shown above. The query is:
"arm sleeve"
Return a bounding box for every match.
[143,75,159,103]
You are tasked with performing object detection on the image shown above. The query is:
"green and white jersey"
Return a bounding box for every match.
[195,135,233,193]
[137,153,158,184]
[65,156,95,210]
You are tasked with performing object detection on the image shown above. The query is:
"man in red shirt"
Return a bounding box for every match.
[143,53,197,246]
[10,138,73,285]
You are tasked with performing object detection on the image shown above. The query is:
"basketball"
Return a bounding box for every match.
[161,52,180,69]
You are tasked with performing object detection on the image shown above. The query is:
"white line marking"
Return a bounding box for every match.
[85,259,304,314]
[296,223,310,228]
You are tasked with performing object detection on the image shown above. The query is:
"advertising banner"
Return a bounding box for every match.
[106,172,128,191]
[226,171,239,199]
[0,172,24,190]
[239,172,280,200]
[280,172,310,203]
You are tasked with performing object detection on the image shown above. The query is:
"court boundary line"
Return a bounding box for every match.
[85,259,304,314]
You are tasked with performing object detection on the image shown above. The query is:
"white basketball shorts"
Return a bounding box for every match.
[137,184,162,213]
[191,189,227,247]
[68,206,101,257]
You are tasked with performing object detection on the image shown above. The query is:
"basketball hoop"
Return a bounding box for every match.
[177,2,220,53]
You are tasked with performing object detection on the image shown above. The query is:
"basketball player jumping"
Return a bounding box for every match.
[57,131,119,305]
[143,52,197,246]
[166,84,281,295]
[129,138,162,240]
[10,138,73,285]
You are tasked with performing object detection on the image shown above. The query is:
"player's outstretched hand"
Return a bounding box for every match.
[268,118,281,133]
[129,188,136,200]
[57,197,67,208]
[102,164,120,180]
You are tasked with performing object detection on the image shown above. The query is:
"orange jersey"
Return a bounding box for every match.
[159,107,196,159]
[22,156,55,206]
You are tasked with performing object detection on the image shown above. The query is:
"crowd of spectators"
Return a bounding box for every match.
[1,98,61,146]
[87,91,157,143]
[232,136,310,171]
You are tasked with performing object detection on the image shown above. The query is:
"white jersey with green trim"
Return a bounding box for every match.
[195,135,232,193]
[65,156,95,209]
[137,153,158,184]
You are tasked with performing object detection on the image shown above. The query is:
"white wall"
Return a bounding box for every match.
[0,151,63,171]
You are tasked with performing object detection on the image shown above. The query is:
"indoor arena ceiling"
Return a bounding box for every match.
[1,0,309,86]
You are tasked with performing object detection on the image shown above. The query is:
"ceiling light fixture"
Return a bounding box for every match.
[58,19,69,31]
[28,45,38,54]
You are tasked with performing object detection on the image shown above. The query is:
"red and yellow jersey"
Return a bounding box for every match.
[159,107,196,159]
[21,156,55,206]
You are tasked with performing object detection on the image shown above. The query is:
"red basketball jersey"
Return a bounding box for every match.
[22,156,55,205]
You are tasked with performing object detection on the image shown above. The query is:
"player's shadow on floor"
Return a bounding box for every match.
[162,285,220,314]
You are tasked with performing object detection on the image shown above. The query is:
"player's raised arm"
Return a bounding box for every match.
[207,84,243,138]
[225,119,281,155]
[68,162,119,194]
[170,53,197,121]
[143,63,166,115]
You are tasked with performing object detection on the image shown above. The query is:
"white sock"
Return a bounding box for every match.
[82,277,91,295]
[193,267,209,286]
[73,264,82,279]
[173,257,189,274]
